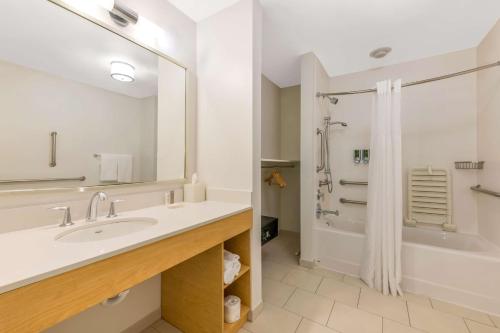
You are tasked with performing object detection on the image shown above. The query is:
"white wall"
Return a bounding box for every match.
[477,20,500,246]
[0,59,157,189]
[327,48,479,234]
[300,53,330,264]
[197,0,263,312]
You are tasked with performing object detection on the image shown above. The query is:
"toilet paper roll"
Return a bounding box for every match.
[224,295,241,324]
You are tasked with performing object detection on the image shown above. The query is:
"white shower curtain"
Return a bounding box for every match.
[360,79,403,296]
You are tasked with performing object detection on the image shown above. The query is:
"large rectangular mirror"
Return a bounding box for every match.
[0,0,186,190]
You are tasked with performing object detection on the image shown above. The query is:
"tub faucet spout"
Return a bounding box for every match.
[316,203,339,219]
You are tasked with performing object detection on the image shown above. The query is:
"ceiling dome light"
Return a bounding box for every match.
[369,47,392,59]
[110,61,135,82]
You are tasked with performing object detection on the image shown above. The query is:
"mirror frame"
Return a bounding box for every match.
[0,0,188,194]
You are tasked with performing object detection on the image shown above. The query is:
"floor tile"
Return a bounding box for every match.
[141,328,158,333]
[383,318,422,333]
[431,299,494,326]
[407,302,469,333]
[262,260,293,281]
[283,268,323,292]
[311,267,344,281]
[316,277,361,307]
[262,277,296,307]
[492,316,500,328]
[296,318,340,333]
[402,292,432,308]
[343,275,369,288]
[466,319,500,333]
[358,288,409,325]
[152,320,182,333]
[327,302,382,333]
[284,289,334,325]
[244,303,301,333]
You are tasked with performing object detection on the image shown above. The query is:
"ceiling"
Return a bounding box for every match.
[167,0,241,22]
[0,0,159,99]
[168,0,500,88]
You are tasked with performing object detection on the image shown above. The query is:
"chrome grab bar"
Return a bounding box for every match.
[340,198,367,205]
[470,185,500,198]
[0,176,86,184]
[316,128,325,173]
[49,131,57,167]
[340,180,368,186]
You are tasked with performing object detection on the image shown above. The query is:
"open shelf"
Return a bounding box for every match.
[261,158,299,164]
[224,304,250,333]
[224,264,250,289]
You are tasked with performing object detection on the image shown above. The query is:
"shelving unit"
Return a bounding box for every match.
[223,230,252,333]
[161,211,252,333]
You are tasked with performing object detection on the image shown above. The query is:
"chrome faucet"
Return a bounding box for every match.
[86,192,108,222]
[316,203,339,219]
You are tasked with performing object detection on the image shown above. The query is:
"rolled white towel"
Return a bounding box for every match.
[224,261,241,284]
[224,250,240,262]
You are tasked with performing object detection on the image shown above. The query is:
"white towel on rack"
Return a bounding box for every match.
[100,154,118,182]
[116,154,133,183]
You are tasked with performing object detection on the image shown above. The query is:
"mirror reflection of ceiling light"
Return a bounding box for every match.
[110,61,135,82]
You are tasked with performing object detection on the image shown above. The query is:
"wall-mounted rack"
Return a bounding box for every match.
[470,185,500,198]
[455,161,484,170]
[340,198,367,205]
[0,176,86,184]
[339,180,368,186]
[261,159,298,169]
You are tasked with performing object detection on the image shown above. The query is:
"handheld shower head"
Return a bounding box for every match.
[330,121,348,127]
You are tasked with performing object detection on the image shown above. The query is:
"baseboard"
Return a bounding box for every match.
[402,276,500,316]
[249,301,264,322]
[299,259,316,269]
[121,308,161,333]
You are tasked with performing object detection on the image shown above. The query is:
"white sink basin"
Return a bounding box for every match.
[55,218,158,243]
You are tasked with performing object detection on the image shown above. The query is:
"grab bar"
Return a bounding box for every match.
[316,128,325,173]
[340,198,367,205]
[49,131,57,167]
[0,176,86,184]
[470,185,500,198]
[340,180,368,186]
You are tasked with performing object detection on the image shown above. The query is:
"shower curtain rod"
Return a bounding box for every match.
[317,60,500,97]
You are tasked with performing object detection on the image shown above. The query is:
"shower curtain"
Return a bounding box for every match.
[360,79,403,296]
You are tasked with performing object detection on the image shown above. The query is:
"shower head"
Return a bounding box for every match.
[327,96,339,105]
[331,121,348,127]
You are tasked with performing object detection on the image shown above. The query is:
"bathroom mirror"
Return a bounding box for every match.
[0,0,186,191]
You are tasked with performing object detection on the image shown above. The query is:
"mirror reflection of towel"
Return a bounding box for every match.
[99,154,133,183]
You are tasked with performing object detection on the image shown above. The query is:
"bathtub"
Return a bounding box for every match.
[314,220,500,315]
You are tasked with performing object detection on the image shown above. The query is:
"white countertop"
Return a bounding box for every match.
[0,201,251,294]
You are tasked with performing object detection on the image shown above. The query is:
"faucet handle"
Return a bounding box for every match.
[107,199,124,218]
[50,206,74,227]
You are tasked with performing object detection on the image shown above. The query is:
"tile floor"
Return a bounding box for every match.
[143,231,500,333]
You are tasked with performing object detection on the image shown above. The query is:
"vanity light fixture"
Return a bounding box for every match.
[110,61,135,82]
[88,0,139,26]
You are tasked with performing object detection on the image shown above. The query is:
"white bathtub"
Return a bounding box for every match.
[314,220,500,315]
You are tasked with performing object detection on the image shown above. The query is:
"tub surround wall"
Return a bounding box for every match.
[328,48,479,233]
[477,19,500,247]
[300,53,330,263]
